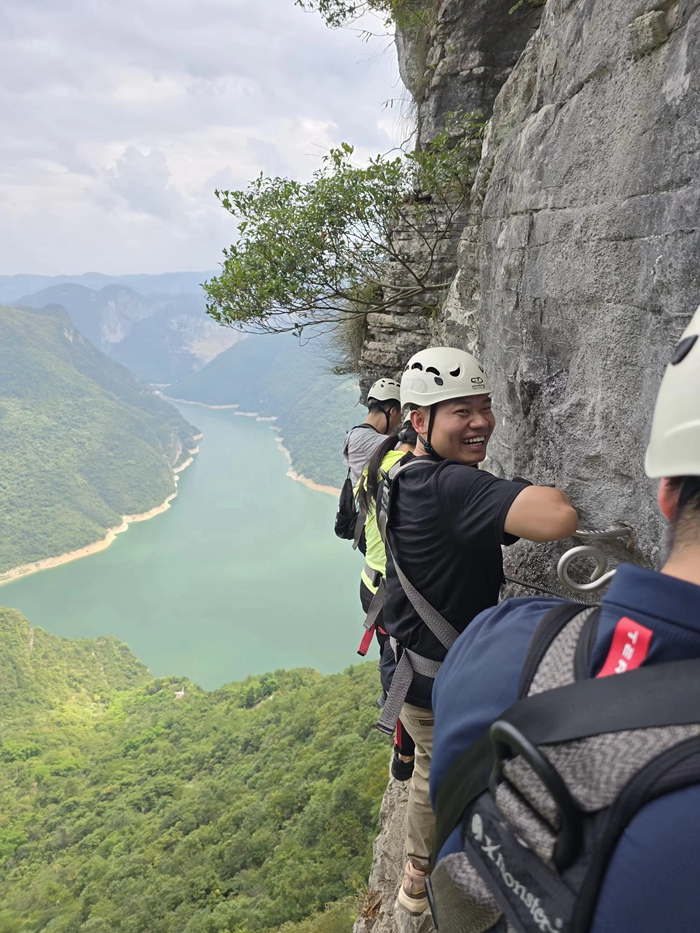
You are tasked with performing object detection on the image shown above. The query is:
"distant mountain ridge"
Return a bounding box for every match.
[16,279,239,384]
[0,303,197,575]
[8,271,360,489]
[0,270,217,305]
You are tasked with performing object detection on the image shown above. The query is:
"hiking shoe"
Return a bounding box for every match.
[397,860,429,916]
[391,750,414,782]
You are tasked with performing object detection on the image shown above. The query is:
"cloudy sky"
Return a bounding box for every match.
[1,0,405,276]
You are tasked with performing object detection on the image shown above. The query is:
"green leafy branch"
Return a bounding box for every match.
[205,109,485,336]
[294,0,431,30]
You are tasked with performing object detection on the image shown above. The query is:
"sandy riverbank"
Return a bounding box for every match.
[160,395,278,423]
[0,454,198,587]
[274,437,340,497]
[164,392,338,495]
[158,394,240,411]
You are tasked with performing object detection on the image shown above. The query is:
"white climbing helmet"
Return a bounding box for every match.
[646,305,700,478]
[367,377,401,404]
[401,347,492,408]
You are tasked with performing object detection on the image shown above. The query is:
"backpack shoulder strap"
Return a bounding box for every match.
[569,735,700,933]
[376,458,459,651]
[432,649,700,868]
[352,506,367,550]
[518,603,594,698]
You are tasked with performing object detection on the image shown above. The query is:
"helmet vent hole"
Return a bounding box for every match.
[434,377,444,386]
[411,362,424,371]
[672,334,698,365]
[426,366,441,375]
[450,367,461,377]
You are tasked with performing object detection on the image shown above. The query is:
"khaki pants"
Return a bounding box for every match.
[400,701,435,866]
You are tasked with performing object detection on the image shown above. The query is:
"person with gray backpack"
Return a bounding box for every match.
[342,378,402,484]
[376,347,578,916]
[336,378,403,548]
[428,307,700,933]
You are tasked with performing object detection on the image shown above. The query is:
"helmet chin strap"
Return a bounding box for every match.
[419,407,443,459]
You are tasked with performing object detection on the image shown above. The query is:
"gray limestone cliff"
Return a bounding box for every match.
[356,2,700,931]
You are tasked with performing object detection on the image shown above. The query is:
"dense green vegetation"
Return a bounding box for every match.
[0,305,197,574]
[169,334,359,488]
[0,606,388,932]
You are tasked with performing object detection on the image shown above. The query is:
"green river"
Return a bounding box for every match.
[0,405,368,690]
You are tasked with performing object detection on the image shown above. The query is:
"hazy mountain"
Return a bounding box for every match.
[17,281,240,384]
[10,273,357,488]
[169,333,360,488]
[0,270,217,305]
[0,303,197,574]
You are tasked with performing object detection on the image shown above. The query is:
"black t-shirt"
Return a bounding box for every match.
[382,453,528,709]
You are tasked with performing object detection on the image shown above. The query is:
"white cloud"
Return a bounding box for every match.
[0,0,406,275]
[106,147,181,219]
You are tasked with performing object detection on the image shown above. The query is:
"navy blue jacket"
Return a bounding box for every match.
[431,564,700,933]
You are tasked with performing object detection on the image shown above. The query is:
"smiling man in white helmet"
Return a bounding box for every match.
[342,377,402,484]
[427,310,700,933]
[378,346,578,916]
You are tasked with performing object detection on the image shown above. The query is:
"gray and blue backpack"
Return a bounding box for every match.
[429,602,700,933]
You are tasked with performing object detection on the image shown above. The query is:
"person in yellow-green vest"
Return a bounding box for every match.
[357,422,417,782]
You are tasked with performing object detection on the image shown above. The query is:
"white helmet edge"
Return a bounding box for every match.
[645,305,700,479]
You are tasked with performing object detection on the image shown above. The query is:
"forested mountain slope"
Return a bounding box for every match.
[0,606,388,933]
[169,333,359,488]
[0,304,197,574]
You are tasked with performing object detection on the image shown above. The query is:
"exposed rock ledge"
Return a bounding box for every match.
[354,777,434,933]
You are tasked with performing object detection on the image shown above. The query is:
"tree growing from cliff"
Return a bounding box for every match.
[294,0,427,28]
[204,110,484,336]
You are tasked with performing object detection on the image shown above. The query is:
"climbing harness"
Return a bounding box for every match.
[368,457,459,735]
[429,601,700,933]
[357,564,386,657]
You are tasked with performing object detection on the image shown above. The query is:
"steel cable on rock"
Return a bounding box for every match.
[504,523,635,602]
[503,574,592,604]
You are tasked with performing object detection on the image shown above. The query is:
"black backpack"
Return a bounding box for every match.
[334,470,367,552]
[428,602,700,933]
[334,469,359,541]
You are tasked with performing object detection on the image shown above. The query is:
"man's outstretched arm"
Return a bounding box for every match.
[504,485,578,542]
